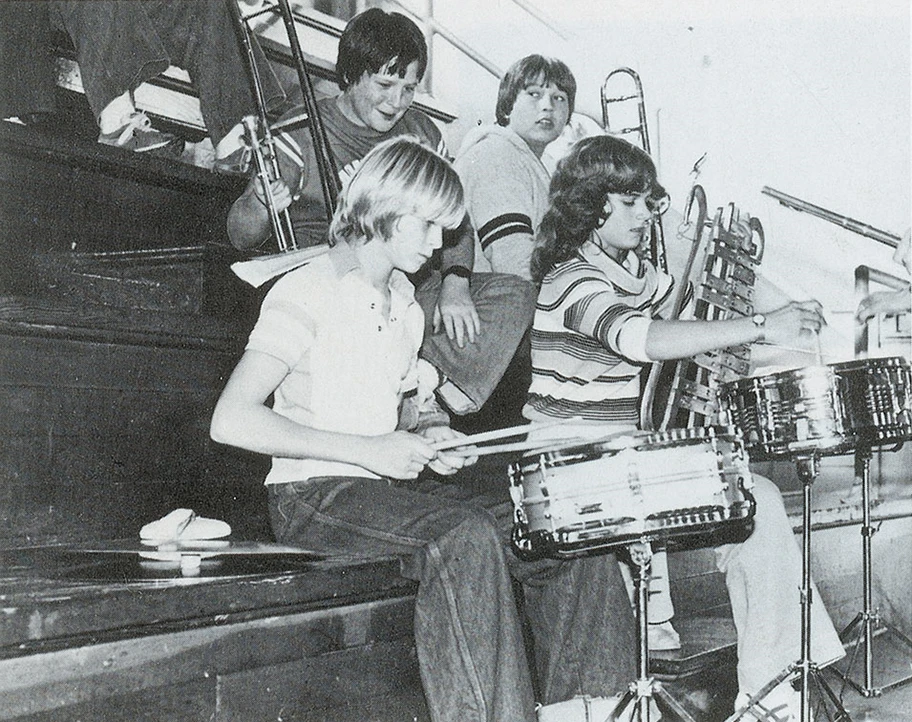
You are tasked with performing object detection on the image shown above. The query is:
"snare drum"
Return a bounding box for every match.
[720,366,851,459]
[720,356,912,460]
[831,356,912,448]
[509,427,755,558]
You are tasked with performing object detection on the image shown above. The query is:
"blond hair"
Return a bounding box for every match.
[329,137,464,245]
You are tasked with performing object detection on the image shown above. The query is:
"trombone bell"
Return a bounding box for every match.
[601,67,651,154]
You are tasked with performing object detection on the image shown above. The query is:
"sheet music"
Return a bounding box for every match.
[230,244,329,287]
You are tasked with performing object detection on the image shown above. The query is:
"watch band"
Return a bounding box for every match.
[442,265,471,280]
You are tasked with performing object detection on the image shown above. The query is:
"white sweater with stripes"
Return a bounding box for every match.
[524,241,682,428]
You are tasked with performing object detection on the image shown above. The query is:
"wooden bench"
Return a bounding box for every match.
[0,119,432,721]
[0,545,425,722]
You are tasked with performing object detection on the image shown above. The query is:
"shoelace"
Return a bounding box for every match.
[113,112,153,146]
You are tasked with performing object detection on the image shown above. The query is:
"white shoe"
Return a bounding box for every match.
[436,378,475,415]
[537,694,661,722]
[648,620,682,651]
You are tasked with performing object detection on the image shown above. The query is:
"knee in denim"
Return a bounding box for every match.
[450,508,504,555]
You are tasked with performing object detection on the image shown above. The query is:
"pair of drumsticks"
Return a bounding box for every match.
[431,419,586,458]
[431,418,640,458]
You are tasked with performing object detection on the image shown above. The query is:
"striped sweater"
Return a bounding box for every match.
[525,240,687,427]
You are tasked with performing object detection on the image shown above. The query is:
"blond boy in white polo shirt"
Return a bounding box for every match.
[211,137,641,722]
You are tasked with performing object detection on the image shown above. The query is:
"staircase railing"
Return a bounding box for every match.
[251,0,571,113]
[386,0,570,88]
[387,0,570,89]
[387,0,503,86]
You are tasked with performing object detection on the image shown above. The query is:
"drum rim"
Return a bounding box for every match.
[831,355,910,372]
[515,425,743,471]
[723,356,910,392]
[721,364,838,392]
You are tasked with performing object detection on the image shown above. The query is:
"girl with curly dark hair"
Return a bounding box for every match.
[531,134,667,284]
[523,134,845,720]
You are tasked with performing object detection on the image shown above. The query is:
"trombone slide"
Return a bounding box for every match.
[762,186,901,248]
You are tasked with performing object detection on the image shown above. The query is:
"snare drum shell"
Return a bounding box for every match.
[720,366,852,459]
[831,356,912,447]
[510,427,754,551]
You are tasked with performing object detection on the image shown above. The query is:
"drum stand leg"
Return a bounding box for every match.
[611,543,697,722]
[726,456,853,722]
[835,445,912,697]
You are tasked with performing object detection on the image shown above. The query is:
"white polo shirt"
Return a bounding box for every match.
[246,242,424,484]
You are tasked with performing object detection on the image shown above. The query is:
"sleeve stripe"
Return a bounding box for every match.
[478,213,533,250]
[592,305,637,348]
[273,132,306,170]
[478,213,532,237]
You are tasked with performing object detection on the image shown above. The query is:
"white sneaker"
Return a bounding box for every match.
[537,694,661,722]
[648,620,682,651]
[436,378,476,415]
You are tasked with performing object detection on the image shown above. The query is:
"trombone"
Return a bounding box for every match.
[761,186,902,249]
[600,67,667,271]
[601,67,652,154]
[240,115,296,252]
[230,0,341,253]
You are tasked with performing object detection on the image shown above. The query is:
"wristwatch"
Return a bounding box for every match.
[442,265,471,280]
[751,313,766,340]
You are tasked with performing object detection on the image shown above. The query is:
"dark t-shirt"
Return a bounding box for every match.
[272,96,446,247]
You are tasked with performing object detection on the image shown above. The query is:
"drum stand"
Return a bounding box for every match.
[835,444,912,697]
[726,455,852,722]
[611,542,697,722]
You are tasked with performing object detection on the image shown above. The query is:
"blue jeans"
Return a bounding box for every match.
[50,0,283,143]
[0,2,57,119]
[269,476,637,722]
[415,271,537,415]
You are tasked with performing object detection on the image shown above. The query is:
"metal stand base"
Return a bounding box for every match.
[727,661,851,722]
[725,456,853,722]
[833,446,912,697]
[612,543,697,722]
[837,614,912,697]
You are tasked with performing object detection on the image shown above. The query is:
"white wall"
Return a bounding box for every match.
[414,0,910,362]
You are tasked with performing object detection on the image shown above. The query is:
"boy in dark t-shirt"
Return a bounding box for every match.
[228,8,535,420]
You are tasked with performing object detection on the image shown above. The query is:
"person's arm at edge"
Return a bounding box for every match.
[434,214,481,346]
[642,301,825,361]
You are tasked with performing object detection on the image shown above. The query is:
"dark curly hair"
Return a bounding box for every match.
[531,135,668,283]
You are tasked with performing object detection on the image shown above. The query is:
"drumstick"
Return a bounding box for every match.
[431,418,579,452]
[442,429,642,458]
[755,341,842,360]
[441,436,590,458]
[754,266,859,357]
